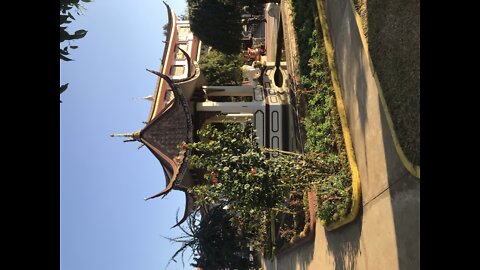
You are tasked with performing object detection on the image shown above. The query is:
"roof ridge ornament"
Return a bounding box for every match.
[110,130,141,142]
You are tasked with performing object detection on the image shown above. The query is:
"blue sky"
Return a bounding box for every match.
[60,1,194,269]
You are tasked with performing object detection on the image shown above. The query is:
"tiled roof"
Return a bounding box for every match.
[140,72,193,201]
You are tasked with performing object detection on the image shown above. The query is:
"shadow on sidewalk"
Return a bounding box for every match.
[324,0,420,269]
[265,239,315,270]
[379,99,420,270]
[324,207,363,270]
[284,241,315,270]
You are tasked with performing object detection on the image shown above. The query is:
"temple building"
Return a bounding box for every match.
[112,2,299,227]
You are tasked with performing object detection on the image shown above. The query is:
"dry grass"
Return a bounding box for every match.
[353,0,420,165]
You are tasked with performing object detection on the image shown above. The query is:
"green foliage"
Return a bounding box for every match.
[290,0,316,81]
[315,172,352,224]
[303,30,334,153]
[188,0,243,54]
[60,83,69,94]
[218,0,266,6]
[162,22,169,37]
[60,0,90,62]
[277,190,310,247]
[166,205,256,270]
[186,122,291,252]
[198,49,244,86]
[184,121,349,254]
[60,0,91,95]
[186,0,269,54]
[187,122,293,211]
[291,0,353,225]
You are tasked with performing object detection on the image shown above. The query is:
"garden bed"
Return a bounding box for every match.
[265,0,362,255]
[291,0,355,230]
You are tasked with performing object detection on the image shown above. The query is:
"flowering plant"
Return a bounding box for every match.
[184,121,346,252]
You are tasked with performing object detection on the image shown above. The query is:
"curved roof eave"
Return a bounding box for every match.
[140,71,194,200]
[147,2,179,121]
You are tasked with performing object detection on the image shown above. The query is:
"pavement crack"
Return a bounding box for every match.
[362,170,410,208]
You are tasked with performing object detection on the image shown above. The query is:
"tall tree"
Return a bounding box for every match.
[188,0,243,55]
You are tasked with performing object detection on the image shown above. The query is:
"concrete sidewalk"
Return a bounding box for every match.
[262,0,420,269]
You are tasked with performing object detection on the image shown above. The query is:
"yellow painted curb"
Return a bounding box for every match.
[316,0,362,231]
[348,0,420,179]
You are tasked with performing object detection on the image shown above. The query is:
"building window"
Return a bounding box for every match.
[178,25,191,41]
[175,43,188,60]
[170,65,185,76]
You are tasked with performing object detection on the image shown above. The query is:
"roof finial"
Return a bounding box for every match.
[110,130,141,142]
[132,95,154,101]
[142,95,154,101]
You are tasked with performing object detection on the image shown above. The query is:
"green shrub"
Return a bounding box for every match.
[198,49,243,86]
[292,0,353,225]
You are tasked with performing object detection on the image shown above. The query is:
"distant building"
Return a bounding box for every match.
[112,2,298,228]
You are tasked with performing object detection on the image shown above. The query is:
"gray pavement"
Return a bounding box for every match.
[262,1,420,269]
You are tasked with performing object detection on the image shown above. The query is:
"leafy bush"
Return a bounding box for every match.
[167,205,256,269]
[198,49,244,86]
[184,121,348,253]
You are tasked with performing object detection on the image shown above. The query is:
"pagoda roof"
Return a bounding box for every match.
[112,71,194,228]
[141,71,194,201]
[112,2,203,228]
